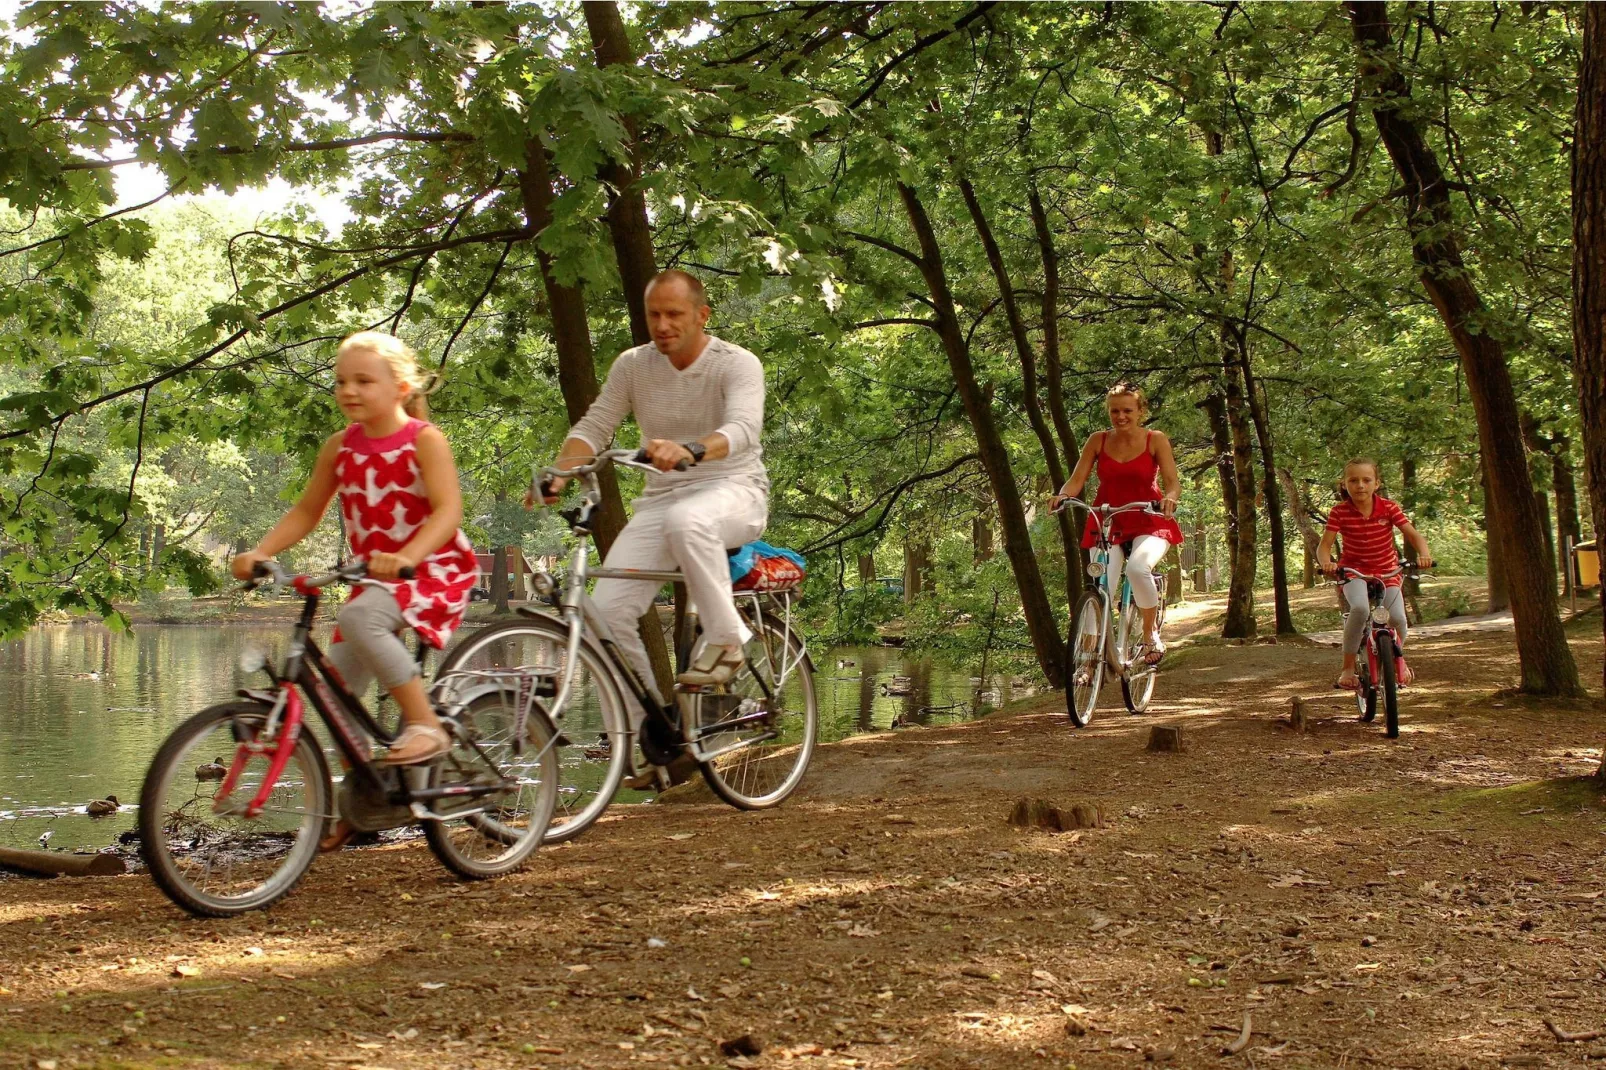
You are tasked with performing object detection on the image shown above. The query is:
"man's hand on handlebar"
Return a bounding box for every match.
[643,439,694,473]
[527,475,565,508]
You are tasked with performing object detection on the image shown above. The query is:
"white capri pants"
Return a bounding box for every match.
[1340,579,1408,656]
[592,480,768,716]
[1105,534,1170,611]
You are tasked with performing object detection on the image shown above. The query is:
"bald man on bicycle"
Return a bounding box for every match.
[538,270,768,713]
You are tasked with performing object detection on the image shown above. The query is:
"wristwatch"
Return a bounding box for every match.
[682,441,706,465]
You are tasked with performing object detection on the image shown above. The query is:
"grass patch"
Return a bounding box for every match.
[1436,776,1606,826]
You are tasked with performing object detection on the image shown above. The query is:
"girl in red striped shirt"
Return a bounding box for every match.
[1316,459,1434,690]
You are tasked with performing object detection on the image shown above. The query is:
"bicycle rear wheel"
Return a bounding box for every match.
[1065,591,1106,727]
[423,692,558,879]
[1377,631,1400,739]
[434,616,628,844]
[139,701,330,917]
[695,613,817,809]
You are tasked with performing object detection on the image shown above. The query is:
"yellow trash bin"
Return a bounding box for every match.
[1576,539,1600,588]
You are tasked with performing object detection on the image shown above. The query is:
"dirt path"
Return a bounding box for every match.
[2,627,1603,1070]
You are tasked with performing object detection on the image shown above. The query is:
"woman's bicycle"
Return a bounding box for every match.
[1332,560,1427,739]
[1053,498,1172,726]
[137,561,558,917]
[431,448,817,843]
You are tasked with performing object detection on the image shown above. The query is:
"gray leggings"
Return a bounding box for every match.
[1340,580,1407,656]
[326,584,421,694]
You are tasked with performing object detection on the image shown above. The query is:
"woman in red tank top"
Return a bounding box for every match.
[1050,383,1183,662]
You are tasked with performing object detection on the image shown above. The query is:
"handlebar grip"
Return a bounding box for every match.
[537,477,557,501]
[632,448,689,472]
[398,566,415,581]
[251,562,274,579]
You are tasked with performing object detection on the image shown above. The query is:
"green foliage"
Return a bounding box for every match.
[0,1,1589,652]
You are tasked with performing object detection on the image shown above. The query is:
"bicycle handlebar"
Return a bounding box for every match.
[1328,560,1433,585]
[245,559,413,593]
[534,447,690,501]
[1051,497,1168,519]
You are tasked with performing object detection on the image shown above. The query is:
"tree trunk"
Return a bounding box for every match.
[489,545,509,612]
[898,182,1066,685]
[972,507,994,564]
[857,553,876,585]
[1234,326,1294,633]
[1219,316,1258,638]
[1481,455,1511,613]
[902,538,930,603]
[519,141,674,699]
[1278,468,1320,589]
[1399,456,1421,603]
[1350,0,1579,695]
[1192,518,1209,593]
[961,176,1079,609]
[1553,437,1582,598]
[1028,182,1084,606]
[582,0,657,344]
[1575,0,1606,762]
[1201,392,1239,582]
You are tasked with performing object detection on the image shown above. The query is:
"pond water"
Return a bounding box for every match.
[0,623,1037,855]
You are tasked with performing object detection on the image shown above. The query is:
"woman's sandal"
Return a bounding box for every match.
[677,644,746,687]
[1142,637,1166,665]
[378,723,451,766]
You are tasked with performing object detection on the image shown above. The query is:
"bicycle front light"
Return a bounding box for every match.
[239,646,269,674]
[531,571,556,597]
[1086,561,1106,578]
[1370,606,1391,625]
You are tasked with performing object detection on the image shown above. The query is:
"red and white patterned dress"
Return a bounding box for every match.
[335,419,478,648]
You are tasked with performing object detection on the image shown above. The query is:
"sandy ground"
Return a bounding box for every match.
[1,619,1604,1070]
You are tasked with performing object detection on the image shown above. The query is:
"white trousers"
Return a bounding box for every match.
[1105,534,1170,612]
[592,480,768,708]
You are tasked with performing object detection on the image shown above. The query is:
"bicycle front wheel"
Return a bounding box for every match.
[1066,591,1106,727]
[423,692,558,879]
[139,701,330,917]
[696,613,818,809]
[1377,630,1400,739]
[1121,588,1163,715]
[434,615,629,844]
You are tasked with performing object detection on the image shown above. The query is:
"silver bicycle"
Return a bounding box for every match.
[431,449,817,843]
[1054,498,1173,726]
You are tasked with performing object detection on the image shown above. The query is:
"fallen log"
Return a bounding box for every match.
[0,846,126,877]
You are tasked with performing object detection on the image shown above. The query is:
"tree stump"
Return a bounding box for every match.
[1288,696,1310,732]
[1146,725,1185,753]
[1007,797,1104,832]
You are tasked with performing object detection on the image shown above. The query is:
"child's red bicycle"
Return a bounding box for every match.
[1332,560,1428,739]
[137,560,557,916]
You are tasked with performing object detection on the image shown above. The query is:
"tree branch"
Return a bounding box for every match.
[57,130,476,172]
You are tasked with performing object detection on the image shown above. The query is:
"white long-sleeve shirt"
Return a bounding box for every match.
[568,335,769,496]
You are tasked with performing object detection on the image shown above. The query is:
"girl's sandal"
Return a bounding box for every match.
[1396,657,1414,686]
[1335,671,1360,691]
[378,723,451,766]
